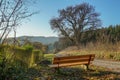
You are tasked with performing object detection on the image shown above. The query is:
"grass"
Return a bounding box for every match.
[57,43,120,61]
[44,54,55,61]
[1,44,120,80]
[46,66,120,80]
[1,43,120,79]
[32,54,120,80]
[1,53,118,80]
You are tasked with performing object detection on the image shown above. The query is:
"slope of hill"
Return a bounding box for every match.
[14,36,59,45]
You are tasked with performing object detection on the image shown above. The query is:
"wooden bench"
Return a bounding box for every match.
[49,54,95,71]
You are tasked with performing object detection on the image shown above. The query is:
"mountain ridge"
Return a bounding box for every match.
[18,36,59,45]
[8,36,59,45]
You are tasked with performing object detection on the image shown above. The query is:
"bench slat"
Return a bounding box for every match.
[53,57,94,64]
[49,61,91,68]
[54,54,95,60]
[49,54,95,68]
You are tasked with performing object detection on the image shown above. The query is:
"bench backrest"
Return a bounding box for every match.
[53,54,95,65]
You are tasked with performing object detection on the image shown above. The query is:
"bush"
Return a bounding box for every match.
[24,45,33,53]
[33,50,43,63]
[29,50,43,67]
[0,44,44,79]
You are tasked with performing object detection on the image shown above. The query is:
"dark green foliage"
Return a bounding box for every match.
[0,45,28,80]
[2,64,27,80]
[32,50,43,64]
[0,44,43,80]
[13,46,32,67]
[88,25,120,44]
[24,45,33,53]
[0,59,41,80]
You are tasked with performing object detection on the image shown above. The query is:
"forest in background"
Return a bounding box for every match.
[54,25,120,52]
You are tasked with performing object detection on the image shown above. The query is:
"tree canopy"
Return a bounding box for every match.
[50,3,101,47]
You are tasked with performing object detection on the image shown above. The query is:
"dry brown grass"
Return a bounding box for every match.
[57,42,120,61]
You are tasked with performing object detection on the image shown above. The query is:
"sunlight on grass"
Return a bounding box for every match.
[57,43,120,61]
[44,54,55,61]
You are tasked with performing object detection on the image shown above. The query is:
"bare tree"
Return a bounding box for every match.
[50,3,101,47]
[0,0,37,44]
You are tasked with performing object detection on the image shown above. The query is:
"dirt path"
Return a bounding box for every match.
[93,59,120,73]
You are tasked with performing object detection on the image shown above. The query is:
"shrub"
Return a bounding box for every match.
[30,50,43,67]
[24,45,33,53]
[0,45,32,80]
[33,50,43,63]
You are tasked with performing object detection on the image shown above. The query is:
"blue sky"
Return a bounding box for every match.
[9,0,120,37]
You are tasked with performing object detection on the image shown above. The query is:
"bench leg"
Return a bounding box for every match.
[85,64,89,70]
[54,67,60,73]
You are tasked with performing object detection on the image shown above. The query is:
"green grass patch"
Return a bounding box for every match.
[44,54,55,61]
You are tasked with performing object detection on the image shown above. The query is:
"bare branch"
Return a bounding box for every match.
[0,0,38,44]
[50,3,101,46]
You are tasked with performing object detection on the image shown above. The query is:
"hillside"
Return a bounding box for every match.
[8,36,59,45]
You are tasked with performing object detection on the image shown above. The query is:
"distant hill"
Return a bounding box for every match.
[17,36,58,45]
[16,36,59,45]
[7,36,59,45]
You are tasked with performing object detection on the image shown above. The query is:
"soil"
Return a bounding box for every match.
[93,59,120,73]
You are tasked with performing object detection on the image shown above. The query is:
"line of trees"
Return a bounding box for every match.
[53,25,120,52]
[80,25,120,45]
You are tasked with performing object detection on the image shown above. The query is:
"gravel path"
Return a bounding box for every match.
[93,59,120,73]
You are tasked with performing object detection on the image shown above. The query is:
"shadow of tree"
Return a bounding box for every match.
[89,70,120,80]
[48,67,120,80]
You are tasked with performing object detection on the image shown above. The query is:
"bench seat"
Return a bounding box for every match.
[49,54,95,70]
